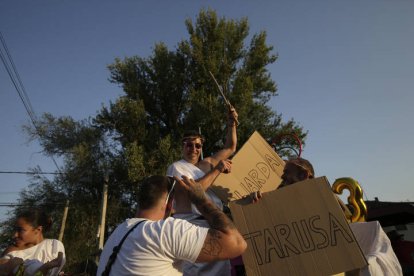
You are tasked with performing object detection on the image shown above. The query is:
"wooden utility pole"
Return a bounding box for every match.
[58,200,70,241]
[199,126,204,160]
[98,175,109,250]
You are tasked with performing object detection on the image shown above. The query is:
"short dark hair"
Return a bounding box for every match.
[17,209,53,233]
[182,130,205,144]
[287,157,315,177]
[137,176,174,209]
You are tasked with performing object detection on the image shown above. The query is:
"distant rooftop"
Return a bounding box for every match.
[365,199,414,226]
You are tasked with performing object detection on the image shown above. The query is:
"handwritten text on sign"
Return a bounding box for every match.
[243,212,355,265]
[212,131,285,202]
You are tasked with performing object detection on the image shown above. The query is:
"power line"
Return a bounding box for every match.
[0,33,37,127]
[0,203,67,207]
[0,171,62,175]
[0,203,26,207]
[0,31,62,175]
[0,32,36,119]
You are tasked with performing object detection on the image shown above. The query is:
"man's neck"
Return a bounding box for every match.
[136,209,164,221]
[182,158,200,167]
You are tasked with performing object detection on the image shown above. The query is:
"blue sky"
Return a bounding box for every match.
[1,0,413,221]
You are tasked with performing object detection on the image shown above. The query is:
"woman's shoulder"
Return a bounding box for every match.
[2,244,33,259]
[43,238,62,244]
[2,245,20,256]
[20,239,66,259]
[42,239,65,251]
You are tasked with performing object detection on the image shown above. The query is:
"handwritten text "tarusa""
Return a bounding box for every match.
[243,213,354,265]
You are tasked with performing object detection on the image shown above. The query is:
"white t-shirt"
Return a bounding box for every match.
[350,221,402,276]
[96,217,208,276]
[166,159,231,276]
[2,239,66,276]
[167,159,223,220]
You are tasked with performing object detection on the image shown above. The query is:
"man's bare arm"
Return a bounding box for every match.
[195,201,245,262]
[196,159,232,190]
[205,107,238,167]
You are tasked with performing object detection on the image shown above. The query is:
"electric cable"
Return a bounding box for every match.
[0,171,62,175]
[0,31,62,174]
[0,32,36,118]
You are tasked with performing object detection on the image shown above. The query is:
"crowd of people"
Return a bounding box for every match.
[0,105,403,275]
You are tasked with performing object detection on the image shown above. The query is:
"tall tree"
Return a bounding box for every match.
[102,9,306,158]
[1,9,307,272]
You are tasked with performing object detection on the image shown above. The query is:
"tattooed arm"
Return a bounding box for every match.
[177,176,247,262]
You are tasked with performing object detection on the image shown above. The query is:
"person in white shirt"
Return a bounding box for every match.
[166,107,238,275]
[96,175,246,276]
[0,209,65,276]
[349,221,402,276]
[278,158,402,275]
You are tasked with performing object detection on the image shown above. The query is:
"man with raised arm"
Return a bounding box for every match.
[166,107,238,275]
[96,175,246,276]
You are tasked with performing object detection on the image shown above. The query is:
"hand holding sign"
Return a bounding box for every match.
[215,159,233,174]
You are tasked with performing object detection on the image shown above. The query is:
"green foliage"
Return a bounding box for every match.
[1,9,307,273]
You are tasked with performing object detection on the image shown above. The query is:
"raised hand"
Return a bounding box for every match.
[227,106,239,127]
[177,175,207,205]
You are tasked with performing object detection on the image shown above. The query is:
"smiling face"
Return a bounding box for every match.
[13,217,43,248]
[182,137,203,164]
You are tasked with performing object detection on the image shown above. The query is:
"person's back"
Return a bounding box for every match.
[97,217,208,276]
[97,176,246,276]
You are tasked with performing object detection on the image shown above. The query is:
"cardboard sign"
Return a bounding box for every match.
[211,131,285,203]
[229,177,367,276]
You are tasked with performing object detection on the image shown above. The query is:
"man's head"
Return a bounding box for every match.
[181,130,205,164]
[137,176,175,212]
[279,158,314,188]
